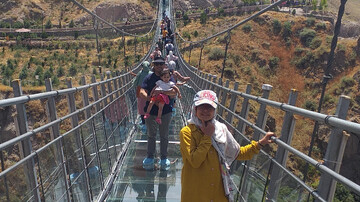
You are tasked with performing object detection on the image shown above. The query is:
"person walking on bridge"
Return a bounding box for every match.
[140,56,177,170]
[179,90,276,202]
[133,61,151,129]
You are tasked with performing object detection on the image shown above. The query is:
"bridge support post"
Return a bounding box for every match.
[225,82,239,125]
[80,76,92,119]
[12,79,41,201]
[253,84,273,140]
[45,78,71,201]
[202,74,208,90]
[218,79,229,117]
[215,78,223,107]
[266,89,298,201]
[236,83,252,136]
[66,78,91,200]
[91,75,101,112]
[317,95,351,202]
[239,84,272,200]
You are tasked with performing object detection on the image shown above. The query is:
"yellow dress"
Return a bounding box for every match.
[179,124,261,202]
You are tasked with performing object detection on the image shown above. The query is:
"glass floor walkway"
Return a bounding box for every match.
[106,106,185,201]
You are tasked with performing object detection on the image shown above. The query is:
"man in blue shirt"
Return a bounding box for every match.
[140,56,176,170]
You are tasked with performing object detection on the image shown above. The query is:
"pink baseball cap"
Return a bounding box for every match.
[193,90,218,108]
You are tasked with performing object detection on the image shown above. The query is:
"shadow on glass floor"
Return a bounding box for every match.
[106,106,184,201]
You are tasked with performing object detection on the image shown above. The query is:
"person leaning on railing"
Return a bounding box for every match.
[179,90,276,202]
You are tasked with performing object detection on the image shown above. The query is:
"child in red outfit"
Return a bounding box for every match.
[144,69,182,124]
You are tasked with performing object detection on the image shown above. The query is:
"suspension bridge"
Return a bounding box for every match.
[0,0,360,201]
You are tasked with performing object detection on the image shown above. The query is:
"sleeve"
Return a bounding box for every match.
[169,81,175,87]
[236,140,261,161]
[179,126,212,168]
[155,80,162,86]
[141,74,150,91]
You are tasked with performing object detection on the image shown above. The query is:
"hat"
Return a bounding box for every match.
[153,56,165,64]
[193,90,218,108]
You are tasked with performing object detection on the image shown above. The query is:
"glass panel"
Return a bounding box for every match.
[0,176,10,201]
[80,121,97,166]
[63,130,83,175]
[68,171,90,201]
[87,157,102,199]
[4,158,39,201]
[267,162,311,202]
[93,113,110,179]
[37,142,68,201]
[239,152,271,201]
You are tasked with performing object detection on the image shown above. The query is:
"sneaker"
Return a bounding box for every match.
[155,117,162,124]
[158,158,170,171]
[143,157,155,170]
[144,113,150,119]
[141,125,147,133]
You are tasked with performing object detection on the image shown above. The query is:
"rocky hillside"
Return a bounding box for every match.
[0,0,156,27]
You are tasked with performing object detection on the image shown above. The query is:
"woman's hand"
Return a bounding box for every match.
[200,120,215,137]
[258,132,276,146]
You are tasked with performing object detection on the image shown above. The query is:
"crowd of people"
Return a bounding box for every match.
[132,12,276,202]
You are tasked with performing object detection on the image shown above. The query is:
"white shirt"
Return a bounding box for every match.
[155,80,175,91]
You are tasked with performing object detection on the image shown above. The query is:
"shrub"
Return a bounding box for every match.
[292,9,296,16]
[340,77,355,88]
[44,69,53,79]
[200,11,207,24]
[300,28,316,47]
[303,100,317,111]
[69,20,75,28]
[74,31,79,40]
[45,19,52,29]
[69,64,77,76]
[193,30,198,37]
[315,22,326,30]
[92,67,98,75]
[294,51,315,69]
[282,21,292,39]
[19,67,28,80]
[224,67,234,78]
[57,66,65,77]
[242,24,252,33]
[217,7,225,16]
[305,18,316,27]
[272,19,282,35]
[294,47,305,56]
[183,13,190,26]
[208,47,224,60]
[310,37,322,49]
[268,57,280,69]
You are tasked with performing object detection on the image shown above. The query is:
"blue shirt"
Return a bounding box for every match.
[141,73,175,115]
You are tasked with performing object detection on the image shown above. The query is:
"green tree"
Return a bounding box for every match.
[282,21,292,39]
[69,20,75,28]
[183,13,190,26]
[57,66,65,77]
[200,11,207,24]
[45,19,52,29]
[272,19,282,35]
[69,64,77,76]
[312,0,318,11]
[19,67,28,80]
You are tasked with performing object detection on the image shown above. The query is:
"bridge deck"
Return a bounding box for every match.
[106,106,184,201]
